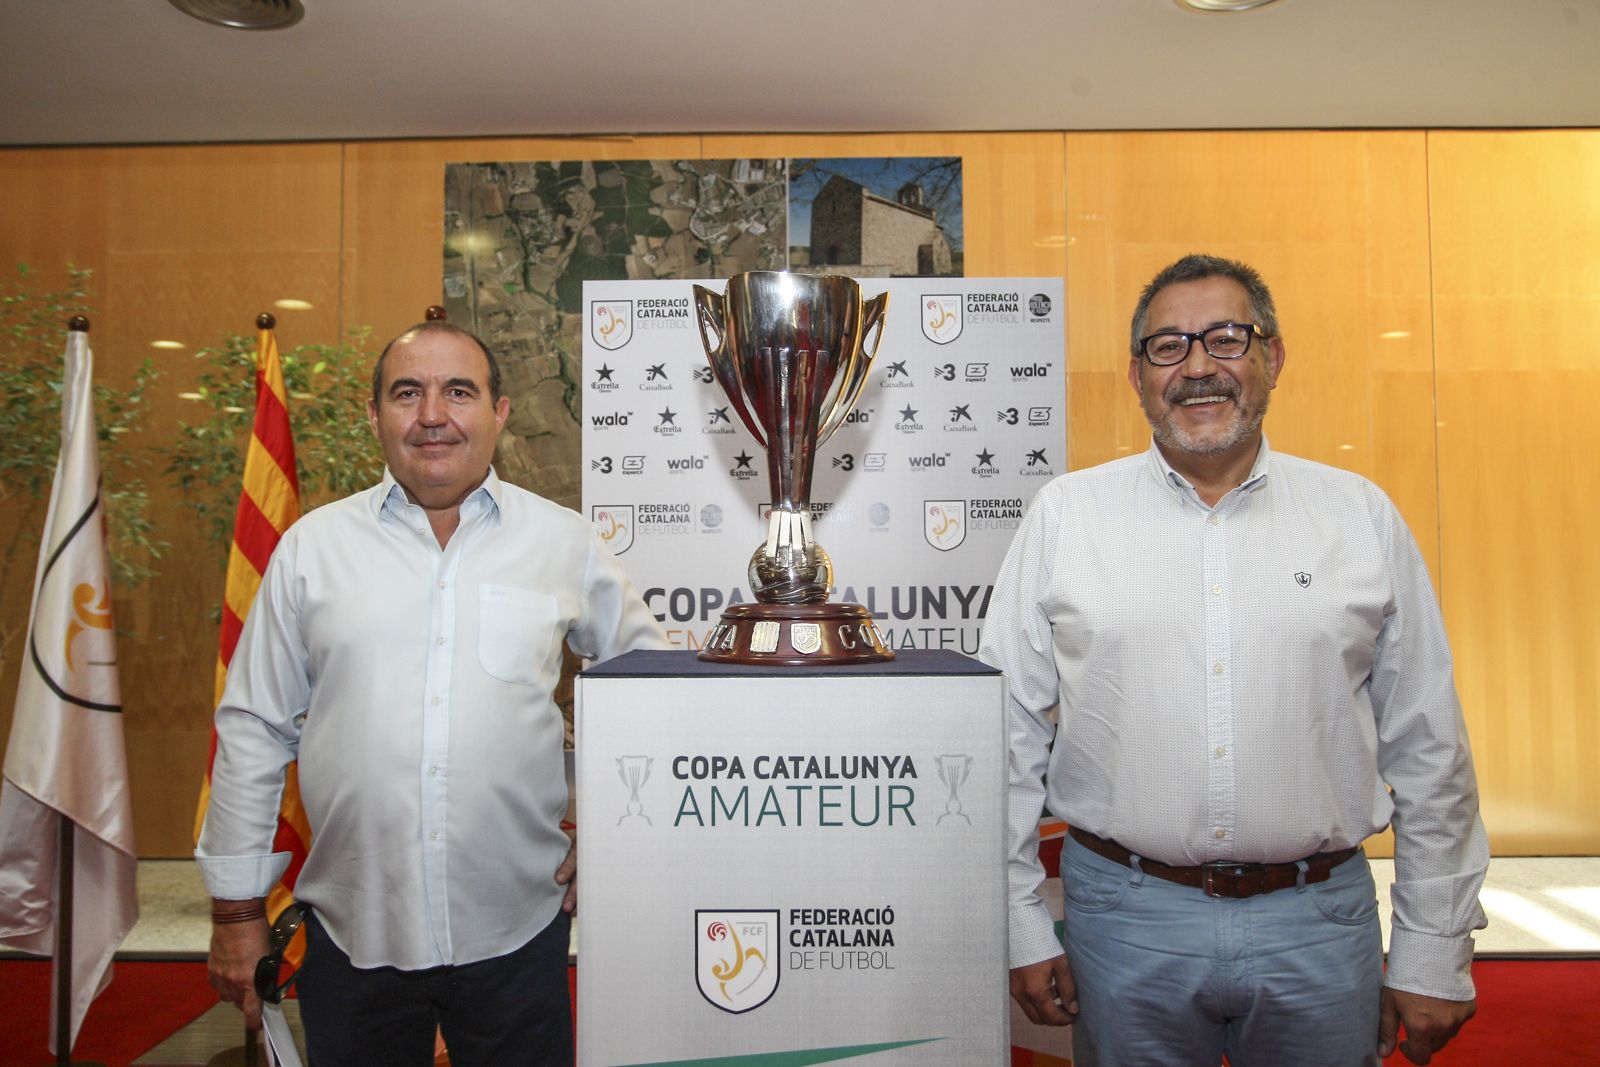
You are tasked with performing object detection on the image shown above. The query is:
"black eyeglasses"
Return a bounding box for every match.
[1138,322,1264,366]
[253,902,307,1004]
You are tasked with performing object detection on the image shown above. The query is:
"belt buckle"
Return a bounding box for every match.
[1200,861,1264,899]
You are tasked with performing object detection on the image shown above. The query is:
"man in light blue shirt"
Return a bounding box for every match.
[198,321,667,1066]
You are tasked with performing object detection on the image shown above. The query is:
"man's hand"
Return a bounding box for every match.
[208,917,271,1031]
[1010,953,1078,1027]
[555,830,578,915]
[1378,986,1476,1064]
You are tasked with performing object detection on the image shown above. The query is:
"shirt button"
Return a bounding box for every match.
[1212,662,1225,675]
[432,696,441,705]
[1215,746,1227,758]
[436,636,446,646]
[1208,515,1220,526]
[1214,828,1227,840]
[429,831,440,841]
[438,581,447,590]
[1210,584,1223,596]
[428,766,439,777]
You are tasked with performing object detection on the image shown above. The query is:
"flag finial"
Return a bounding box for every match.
[257,312,276,330]
[425,305,447,322]
[68,316,90,332]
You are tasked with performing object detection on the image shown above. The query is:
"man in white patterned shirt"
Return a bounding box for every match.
[981,255,1487,1067]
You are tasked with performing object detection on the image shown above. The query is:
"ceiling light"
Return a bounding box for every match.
[1379,330,1411,340]
[274,298,314,311]
[168,0,304,30]
[150,340,186,350]
[1176,0,1284,11]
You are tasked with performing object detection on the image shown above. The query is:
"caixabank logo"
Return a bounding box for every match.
[590,301,633,351]
[591,506,634,555]
[696,911,779,1013]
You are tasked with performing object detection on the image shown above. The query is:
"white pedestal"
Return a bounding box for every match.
[576,649,1009,1066]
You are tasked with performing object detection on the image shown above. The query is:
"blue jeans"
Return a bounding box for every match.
[1061,836,1383,1067]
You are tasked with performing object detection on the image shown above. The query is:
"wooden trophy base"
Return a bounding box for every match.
[697,602,894,666]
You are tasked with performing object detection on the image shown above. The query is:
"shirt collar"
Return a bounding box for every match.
[1144,436,1273,501]
[374,466,504,523]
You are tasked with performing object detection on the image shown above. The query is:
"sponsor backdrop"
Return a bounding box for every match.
[576,654,1008,1065]
[580,277,1066,653]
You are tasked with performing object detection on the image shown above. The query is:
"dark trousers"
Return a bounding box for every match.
[296,909,574,1067]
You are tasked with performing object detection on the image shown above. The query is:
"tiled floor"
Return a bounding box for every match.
[125,855,1600,958]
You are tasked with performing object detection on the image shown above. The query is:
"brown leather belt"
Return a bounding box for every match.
[1067,826,1359,900]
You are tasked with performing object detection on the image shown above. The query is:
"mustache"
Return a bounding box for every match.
[1166,376,1239,403]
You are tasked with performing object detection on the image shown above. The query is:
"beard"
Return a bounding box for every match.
[1141,373,1270,456]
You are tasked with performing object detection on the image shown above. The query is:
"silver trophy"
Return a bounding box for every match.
[694,271,893,664]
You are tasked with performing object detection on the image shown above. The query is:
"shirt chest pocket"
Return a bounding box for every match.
[478,584,562,686]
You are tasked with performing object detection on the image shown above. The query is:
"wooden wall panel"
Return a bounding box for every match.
[1429,131,1600,854]
[0,143,345,856]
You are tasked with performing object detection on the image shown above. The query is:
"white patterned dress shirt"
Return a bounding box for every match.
[980,439,1488,1001]
[197,468,668,970]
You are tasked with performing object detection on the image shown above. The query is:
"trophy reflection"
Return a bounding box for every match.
[693,271,893,665]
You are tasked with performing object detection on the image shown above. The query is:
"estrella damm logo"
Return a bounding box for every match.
[924,500,966,552]
[920,294,963,345]
[696,910,779,1014]
[590,300,634,351]
[591,505,634,555]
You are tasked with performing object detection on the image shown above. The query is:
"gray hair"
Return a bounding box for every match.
[1129,254,1280,359]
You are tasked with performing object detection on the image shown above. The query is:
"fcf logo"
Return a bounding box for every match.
[921,294,963,345]
[924,500,966,552]
[591,505,634,555]
[696,911,779,1013]
[590,300,633,350]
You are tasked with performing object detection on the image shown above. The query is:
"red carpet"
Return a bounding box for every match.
[0,957,1593,1066]
[1381,959,1600,1067]
[0,960,216,1067]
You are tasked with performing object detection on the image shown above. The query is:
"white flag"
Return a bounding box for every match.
[0,325,139,1055]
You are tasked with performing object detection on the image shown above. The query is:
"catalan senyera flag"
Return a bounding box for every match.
[0,321,139,1054]
[193,318,310,958]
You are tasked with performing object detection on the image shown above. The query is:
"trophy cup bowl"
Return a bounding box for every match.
[693,271,893,665]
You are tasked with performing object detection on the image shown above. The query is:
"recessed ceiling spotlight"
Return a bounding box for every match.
[1176,0,1284,11]
[168,0,304,30]
[274,298,314,310]
[150,340,187,350]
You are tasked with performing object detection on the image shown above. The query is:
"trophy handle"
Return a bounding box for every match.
[694,284,727,358]
[816,290,889,447]
[860,291,889,363]
[695,283,768,448]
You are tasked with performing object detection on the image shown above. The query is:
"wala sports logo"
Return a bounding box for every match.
[696,911,779,1014]
[924,500,966,552]
[591,505,634,555]
[921,294,963,345]
[590,301,633,351]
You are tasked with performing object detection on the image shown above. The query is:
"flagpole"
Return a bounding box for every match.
[50,316,108,1067]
